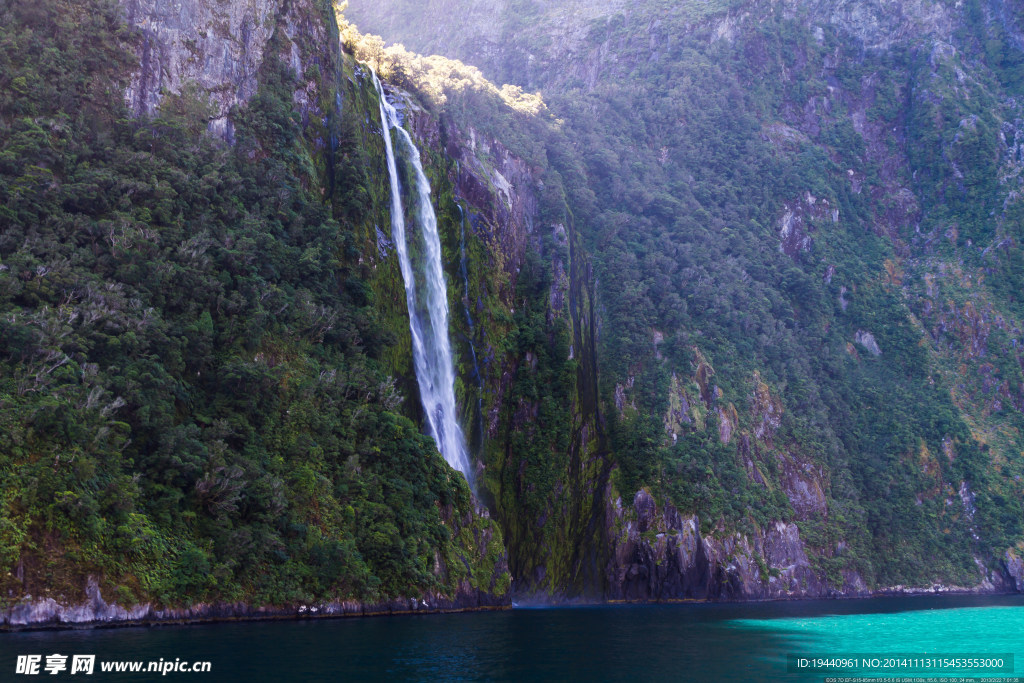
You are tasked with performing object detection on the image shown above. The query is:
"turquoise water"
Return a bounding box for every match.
[2,595,1023,681]
[733,600,1024,679]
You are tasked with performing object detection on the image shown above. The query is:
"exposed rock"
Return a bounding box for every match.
[959,480,977,522]
[693,351,716,406]
[855,329,882,355]
[1,575,509,630]
[716,404,738,445]
[663,372,695,443]
[614,382,628,414]
[405,109,539,276]
[1005,550,1024,592]
[122,0,275,129]
[119,0,330,138]
[604,488,854,601]
[750,372,782,444]
[603,485,1020,601]
[778,451,829,519]
[788,0,955,51]
[779,192,838,257]
[779,207,812,256]
[763,122,810,150]
[607,490,707,601]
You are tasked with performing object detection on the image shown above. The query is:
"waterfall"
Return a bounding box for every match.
[372,71,472,483]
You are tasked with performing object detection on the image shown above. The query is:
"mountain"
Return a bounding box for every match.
[1,0,1023,626]
[0,0,511,626]
[347,0,1024,598]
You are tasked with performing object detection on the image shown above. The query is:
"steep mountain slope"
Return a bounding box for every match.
[346,0,1024,597]
[0,0,515,625]
[3,0,1024,622]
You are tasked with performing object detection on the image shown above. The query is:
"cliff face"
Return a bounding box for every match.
[457,136,608,600]
[120,0,334,138]
[122,0,277,121]
[375,73,609,599]
[6,0,1024,621]
[607,490,840,601]
[346,0,1024,602]
[606,488,1019,601]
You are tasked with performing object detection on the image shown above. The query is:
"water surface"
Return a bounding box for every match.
[3,595,1023,681]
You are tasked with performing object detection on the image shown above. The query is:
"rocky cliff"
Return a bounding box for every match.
[346,0,1024,602]
[351,44,611,599]
[123,0,302,137]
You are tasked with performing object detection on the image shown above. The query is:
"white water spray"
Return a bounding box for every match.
[372,71,472,483]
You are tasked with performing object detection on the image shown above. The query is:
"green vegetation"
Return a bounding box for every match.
[343,0,1024,592]
[342,21,612,594]
[0,0,506,609]
[4,0,1024,610]
[547,7,1024,586]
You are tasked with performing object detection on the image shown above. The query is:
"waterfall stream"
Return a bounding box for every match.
[372,71,472,483]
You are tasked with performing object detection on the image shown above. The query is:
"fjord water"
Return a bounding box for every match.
[3,596,1022,681]
[372,72,472,482]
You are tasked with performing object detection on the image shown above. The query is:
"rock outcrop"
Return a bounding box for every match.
[119,0,333,138]
[122,0,277,121]
[1006,550,1024,592]
[602,488,1024,601]
[605,489,859,601]
[2,576,508,630]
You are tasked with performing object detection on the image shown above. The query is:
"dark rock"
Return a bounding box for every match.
[1,576,510,631]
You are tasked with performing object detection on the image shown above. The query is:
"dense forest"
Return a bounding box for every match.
[0,0,507,612]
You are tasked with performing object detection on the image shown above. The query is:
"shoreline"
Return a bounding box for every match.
[1,603,514,633]
[5,586,1020,633]
[0,577,512,633]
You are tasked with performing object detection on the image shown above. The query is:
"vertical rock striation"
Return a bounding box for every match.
[119,0,331,138]
[121,0,279,130]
